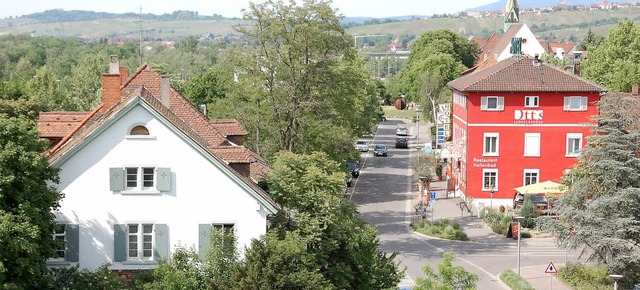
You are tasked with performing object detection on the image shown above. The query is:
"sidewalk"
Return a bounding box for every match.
[412,120,572,290]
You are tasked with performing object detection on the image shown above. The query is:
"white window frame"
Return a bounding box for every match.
[481,96,504,111]
[566,133,583,157]
[563,96,588,111]
[52,224,66,261]
[523,169,540,186]
[125,167,156,191]
[482,169,498,191]
[524,133,541,157]
[127,223,155,261]
[525,96,539,108]
[483,133,499,156]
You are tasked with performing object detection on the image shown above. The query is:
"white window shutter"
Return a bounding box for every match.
[580,97,588,110]
[109,168,124,191]
[564,97,570,111]
[498,97,505,111]
[156,168,171,191]
[481,97,487,110]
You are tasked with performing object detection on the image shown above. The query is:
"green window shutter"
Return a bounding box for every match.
[66,224,80,262]
[114,224,127,262]
[198,224,212,259]
[110,168,124,191]
[154,224,169,260]
[156,168,171,191]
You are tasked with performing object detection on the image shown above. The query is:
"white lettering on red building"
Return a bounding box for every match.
[514,109,543,124]
[472,157,498,168]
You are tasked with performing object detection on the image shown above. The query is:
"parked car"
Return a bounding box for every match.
[354,140,370,152]
[513,193,553,216]
[396,125,408,136]
[346,162,360,178]
[373,144,388,157]
[395,137,408,148]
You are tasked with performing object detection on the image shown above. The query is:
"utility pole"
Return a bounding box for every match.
[139,5,143,65]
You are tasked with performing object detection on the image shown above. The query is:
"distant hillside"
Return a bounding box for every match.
[20,9,230,23]
[468,0,637,12]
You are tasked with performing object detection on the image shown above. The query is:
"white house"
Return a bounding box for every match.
[40,57,279,271]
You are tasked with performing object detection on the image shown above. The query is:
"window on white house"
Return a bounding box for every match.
[483,133,499,156]
[128,224,154,260]
[524,169,539,185]
[566,133,583,156]
[130,125,150,135]
[524,133,540,156]
[110,167,171,193]
[564,96,588,111]
[53,224,66,260]
[525,96,539,107]
[482,169,498,190]
[481,96,504,111]
[126,167,155,190]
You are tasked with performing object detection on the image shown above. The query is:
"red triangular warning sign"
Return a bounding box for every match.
[545,262,558,274]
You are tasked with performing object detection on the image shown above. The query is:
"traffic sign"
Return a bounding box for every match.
[430,191,437,201]
[545,262,558,274]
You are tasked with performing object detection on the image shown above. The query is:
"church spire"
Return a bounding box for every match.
[504,0,520,32]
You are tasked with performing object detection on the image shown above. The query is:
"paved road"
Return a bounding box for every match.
[348,118,578,290]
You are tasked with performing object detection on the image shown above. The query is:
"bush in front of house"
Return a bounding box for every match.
[43,264,125,290]
[410,219,469,241]
[482,208,513,235]
[557,262,612,290]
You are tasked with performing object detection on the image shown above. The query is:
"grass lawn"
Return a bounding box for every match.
[382,105,418,119]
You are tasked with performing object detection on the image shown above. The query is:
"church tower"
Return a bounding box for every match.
[504,0,520,32]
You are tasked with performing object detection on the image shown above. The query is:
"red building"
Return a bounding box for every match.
[446,55,605,208]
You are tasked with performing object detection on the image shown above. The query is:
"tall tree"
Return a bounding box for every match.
[61,53,105,111]
[244,152,402,289]
[25,65,61,111]
[215,0,379,162]
[414,250,479,290]
[556,94,640,285]
[581,20,640,92]
[0,114,62,289]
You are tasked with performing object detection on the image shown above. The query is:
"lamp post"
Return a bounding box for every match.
[416,107,420,147]
[609,274,623,290]
[515,216,524,276]
[490,187,494,210]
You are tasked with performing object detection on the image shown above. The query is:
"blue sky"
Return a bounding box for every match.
[1,0,498,19]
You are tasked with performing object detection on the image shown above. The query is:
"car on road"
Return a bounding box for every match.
[395,137,408,148]
[396,125,408,136]
[373,144,388,157]
[346,162,360,178]
[354,140,370,152]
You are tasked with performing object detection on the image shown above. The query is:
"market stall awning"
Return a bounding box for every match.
[514,180,566,194]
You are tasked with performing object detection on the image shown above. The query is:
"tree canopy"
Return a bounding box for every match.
[209,0,380,162]
[582,20,640,93]
[556,94,640,286]
[0,114,62,288]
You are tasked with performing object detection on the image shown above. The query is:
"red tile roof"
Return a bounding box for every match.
[210,119,249,136]
[448,55,606,92]
[38,112,89,138]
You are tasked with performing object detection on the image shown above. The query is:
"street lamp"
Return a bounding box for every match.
[609,274,623,290]
[416,107,420,146]
[515,216,524,276]
[490,187,494,209]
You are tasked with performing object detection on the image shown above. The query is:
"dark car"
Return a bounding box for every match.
[373,144,388,157]
[346,162,360,178]
[395,137,408,148]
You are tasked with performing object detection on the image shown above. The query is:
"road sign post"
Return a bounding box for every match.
[430,191,436,223]
[546,262,558,290]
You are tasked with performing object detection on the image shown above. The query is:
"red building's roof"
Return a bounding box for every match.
[448,55,606,93]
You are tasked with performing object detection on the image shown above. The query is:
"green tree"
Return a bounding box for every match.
[177,66,231,109]
[61,53,105,111]
[0,114,62,289]
[580,28,605,51]
[251,152,402,289]
[25,65,61,111]
[215,0,379,162]
[581,20,640,92]
[518,195,536,229]
[414,250,479,290]
[556,94,640,286]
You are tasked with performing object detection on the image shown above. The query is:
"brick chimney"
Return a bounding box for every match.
[101,56,122,112]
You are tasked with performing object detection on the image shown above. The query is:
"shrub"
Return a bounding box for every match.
[520,231,532,238]
[500,269,535,290]
[43,264,125,290]
[557,262,611,290]
[410,219,469,241]
[519,195,536,228]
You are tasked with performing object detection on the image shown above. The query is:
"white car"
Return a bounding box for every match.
[355,140,370,152]
[396,126,408,136]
